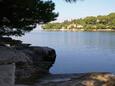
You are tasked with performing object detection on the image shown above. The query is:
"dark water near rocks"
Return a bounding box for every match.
[15,31,115,74]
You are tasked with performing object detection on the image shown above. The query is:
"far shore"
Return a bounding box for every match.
[43,29,115,32]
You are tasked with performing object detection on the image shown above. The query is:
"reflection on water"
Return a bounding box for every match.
[14,32,115,74]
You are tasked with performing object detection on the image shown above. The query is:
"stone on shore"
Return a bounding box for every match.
[0,46,29,86]
[0,46,30,64]
[0,64,15,86]
[0,45,56,85]
[15,46,56,84]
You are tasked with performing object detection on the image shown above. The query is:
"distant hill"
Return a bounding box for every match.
[42,12,115,31]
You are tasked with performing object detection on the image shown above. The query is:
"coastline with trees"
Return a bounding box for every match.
[1,0,115,86]
[42,13,115,32]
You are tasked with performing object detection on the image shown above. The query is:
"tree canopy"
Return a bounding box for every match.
[0,0,58,36]
[0,0,82,36]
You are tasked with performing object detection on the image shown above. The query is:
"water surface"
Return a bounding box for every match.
[15,32,115,74]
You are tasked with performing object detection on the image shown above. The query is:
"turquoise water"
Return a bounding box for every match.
[15,32,115,74]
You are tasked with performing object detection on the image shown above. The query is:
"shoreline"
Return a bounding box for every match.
[1,37,115,86]
[16,72,115,86]
[43,29,115,32]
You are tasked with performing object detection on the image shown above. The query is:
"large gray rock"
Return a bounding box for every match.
[0,45,56,84]
[0,46,31,64]
[0,64,15,86]
[14,46,56,84]
[0,46,31,86]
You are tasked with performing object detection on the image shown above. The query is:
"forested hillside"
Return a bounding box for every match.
[42,13,115,31]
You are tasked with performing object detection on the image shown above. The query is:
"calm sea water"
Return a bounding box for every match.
[15,31,115,74]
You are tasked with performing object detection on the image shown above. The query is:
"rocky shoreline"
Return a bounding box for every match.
[17,72,115,86]
[1,37,115,86]
[0,37,56,86]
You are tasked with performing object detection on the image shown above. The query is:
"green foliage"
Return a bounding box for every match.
[96,24,107,29]
[84,25,96,30]
[75,18,85,25]
[0,0,58,36]
[109,25,115,29]
[42,23,62,29]
[97,16,109,25]
[43,12,115,31]
[84,16,97,25]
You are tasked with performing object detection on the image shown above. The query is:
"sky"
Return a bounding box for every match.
[52,0,115,22]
